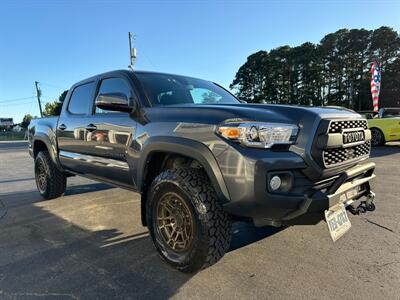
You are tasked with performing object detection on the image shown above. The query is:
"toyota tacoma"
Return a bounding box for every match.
[29,70,376,272]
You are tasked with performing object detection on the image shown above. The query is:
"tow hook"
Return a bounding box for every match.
[347,192,376,215]
[365,191,376,211]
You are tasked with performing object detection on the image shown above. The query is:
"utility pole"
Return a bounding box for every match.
[35,81,43,117]
[128,32,137,71]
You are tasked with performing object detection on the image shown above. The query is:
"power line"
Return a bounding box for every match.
[0,96,35,103]
[7,100,35,106]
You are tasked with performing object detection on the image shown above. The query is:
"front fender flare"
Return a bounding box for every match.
[137,136,231,203]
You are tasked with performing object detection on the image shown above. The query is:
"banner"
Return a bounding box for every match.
[370,61,381,113]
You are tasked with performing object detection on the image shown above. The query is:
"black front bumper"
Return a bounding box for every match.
[223,156,376,227]
[281,161,376,221]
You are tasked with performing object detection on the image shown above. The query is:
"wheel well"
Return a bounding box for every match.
[140,152,203,226]
[370,127,383,132]
[33,140,48,158]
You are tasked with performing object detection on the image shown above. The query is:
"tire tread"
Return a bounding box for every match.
[36,151,66,199]
[148,167,231,272]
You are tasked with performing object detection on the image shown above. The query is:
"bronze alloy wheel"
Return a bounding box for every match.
[35,160,47,194]
[156,192,194,252]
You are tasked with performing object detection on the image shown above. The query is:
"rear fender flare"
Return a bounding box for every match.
[32,134,64,171]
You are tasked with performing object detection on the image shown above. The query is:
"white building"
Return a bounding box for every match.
[0,118,14,129]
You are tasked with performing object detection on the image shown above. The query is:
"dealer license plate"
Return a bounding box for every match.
[325,204,351,242]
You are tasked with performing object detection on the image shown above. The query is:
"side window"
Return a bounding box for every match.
[68,82,95,114]
[189,88,223,104]
[95,78,131,113]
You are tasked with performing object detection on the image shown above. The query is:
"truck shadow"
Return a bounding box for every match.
[229,222,282,251]
[64,182,113,196]
[0,183,284,299]
[0,183,114,208]
[370,143,400,158]
[0,191,190,299]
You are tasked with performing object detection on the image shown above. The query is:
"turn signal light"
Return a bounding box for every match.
[218,127,241,139]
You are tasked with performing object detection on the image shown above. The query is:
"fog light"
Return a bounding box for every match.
[270,176,282,191]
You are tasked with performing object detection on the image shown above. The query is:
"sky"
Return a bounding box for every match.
[1,0,399,123]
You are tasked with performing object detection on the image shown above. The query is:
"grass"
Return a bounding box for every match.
[0,131,27,141]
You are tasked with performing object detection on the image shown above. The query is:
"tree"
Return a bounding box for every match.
[230,51,270,103]
[43,90,68,116]
[231,26,400,110]
[43,101,62,116]
[201,91,221,103]
[21,114,33,129]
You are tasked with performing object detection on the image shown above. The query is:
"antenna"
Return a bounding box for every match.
[128,32,137,71]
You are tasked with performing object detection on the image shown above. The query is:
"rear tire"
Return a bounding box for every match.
[146,168,231,273]
[371,128,385,146]
[34,151,67,199]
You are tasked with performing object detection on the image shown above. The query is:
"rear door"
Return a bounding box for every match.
[57,80,97,173]
[82,76,137,187]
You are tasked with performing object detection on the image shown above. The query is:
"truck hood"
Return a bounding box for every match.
[144,103,362,126]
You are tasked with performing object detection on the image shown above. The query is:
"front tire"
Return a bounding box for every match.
[34,151,67,199]
[371,128,385,146]
[146,168,231,273]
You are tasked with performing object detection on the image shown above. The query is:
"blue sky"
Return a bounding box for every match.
[1,0,399,123]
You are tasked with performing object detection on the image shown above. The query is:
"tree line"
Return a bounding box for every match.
[20,90,67,129]
[230,26,400,110]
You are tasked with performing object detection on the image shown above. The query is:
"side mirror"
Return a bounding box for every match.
[95,93,134,112]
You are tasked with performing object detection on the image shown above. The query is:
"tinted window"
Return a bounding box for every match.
[68,82,95,114]
[383,109,400,118]
[136,73,239,106]
[190,88,223,104]
[96,78,131,113]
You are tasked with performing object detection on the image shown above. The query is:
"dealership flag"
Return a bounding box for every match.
[370,61,381,112]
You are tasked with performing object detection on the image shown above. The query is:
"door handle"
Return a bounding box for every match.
[86,124,97,131]
[58,124,67,131]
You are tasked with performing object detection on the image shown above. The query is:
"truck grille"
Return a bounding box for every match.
[312,118,371,169]
[329,119,368,133]
[323,141,371,166]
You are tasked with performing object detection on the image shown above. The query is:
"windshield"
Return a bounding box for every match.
[135,72,240,106]
[382,109,400,118]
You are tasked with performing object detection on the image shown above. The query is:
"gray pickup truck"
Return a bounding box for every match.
[29,70,376,272]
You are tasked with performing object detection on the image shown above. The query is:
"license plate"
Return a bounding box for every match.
[325,204,351,242]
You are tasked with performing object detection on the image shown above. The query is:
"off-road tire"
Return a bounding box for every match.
[371,128,385,146]
[35,151,67,199]
[146,168,232,273]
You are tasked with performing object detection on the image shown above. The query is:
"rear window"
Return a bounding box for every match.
[68,82,95,114]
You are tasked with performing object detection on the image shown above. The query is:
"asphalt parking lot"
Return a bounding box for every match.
[0,141,399,299]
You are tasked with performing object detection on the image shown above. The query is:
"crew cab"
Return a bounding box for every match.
[29,70,377,272]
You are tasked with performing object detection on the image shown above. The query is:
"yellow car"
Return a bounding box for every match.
[367,108,400,146]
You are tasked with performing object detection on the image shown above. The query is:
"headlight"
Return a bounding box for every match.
[217,122,298,148]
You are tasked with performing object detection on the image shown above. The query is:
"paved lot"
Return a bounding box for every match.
[0,141,399,299]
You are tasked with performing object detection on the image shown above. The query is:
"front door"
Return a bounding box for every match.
[83,77,137,187]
